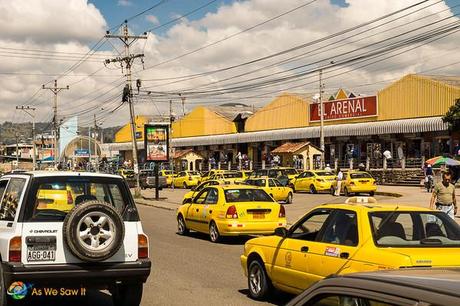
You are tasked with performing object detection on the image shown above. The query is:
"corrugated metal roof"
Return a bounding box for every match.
[207,103,256,121]
[272,142,311,153]
[171,116,447,147]
[418,75,460,88]
[173,149,194,159]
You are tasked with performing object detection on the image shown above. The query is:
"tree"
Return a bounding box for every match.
[443,98,460,131]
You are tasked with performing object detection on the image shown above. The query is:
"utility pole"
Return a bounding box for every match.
[42,80,69,167]
[178,93,186,116]
[169,99,174,175]
[319,69,325,169]
[105,20,147,196]
[16,106,37,170]
[15,132,19,169]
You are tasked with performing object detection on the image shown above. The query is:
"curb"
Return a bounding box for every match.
[374,191,403,198]
[135,199,176,211]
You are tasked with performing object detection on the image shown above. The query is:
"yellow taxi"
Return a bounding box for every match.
[117,168,134,179]
[173,171,201,188]
[199,169,225,183]
[182,180,222,204]
[332,171,377,196]
[210,171,245,184]
[176,185,287,243]
[36,183,77,212]
[245,178,293,203]
[240,198,460,300]
[159,169,175,186]
[292,170,336,194]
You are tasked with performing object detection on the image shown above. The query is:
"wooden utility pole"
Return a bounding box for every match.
[105,20,147,196]
[42,80,69,167]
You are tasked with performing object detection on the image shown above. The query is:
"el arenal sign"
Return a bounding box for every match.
[310,96,378,121]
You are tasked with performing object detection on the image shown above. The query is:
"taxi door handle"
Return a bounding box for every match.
[196,208,199,212]
[209,210,213,213]
[300,246,309,253]
[340,252,349,259]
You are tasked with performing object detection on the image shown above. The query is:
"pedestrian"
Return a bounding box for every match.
[335,168,343,196]
[324,163,332,172]
[430,172,457,219]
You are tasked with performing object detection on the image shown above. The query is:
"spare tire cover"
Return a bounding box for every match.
[63,201,125,262]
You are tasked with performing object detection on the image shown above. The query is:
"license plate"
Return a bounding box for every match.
[252,213,265,219]
[27,245,56,262]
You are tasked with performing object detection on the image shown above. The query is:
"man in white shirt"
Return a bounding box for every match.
[335,168,343,196]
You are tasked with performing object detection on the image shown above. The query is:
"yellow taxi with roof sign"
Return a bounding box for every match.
[291,170,336,194]
[176,185,287,243]
[245,178,294,203]
[332,171,377,196]
[182,180,222,204]
[199,169,225,183]
[240,197,460,300]
[173,170,201,188]
[210,171,245,184]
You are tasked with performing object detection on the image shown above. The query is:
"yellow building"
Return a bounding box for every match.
[114,115,152,143]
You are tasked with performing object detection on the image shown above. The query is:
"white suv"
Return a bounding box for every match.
[0,171,151,305]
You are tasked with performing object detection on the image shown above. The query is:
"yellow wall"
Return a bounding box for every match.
[171,106,237,138]
[115,116,151,143]
[245,93,309,132]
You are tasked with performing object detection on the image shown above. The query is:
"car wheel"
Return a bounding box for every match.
[209,221,221,243]
[112,282,143,306]
[369,191,375,196]
[344,187,349,197]
[177,215,189,235]
[183,182,188,189]
[63,200,125,262]
[248,259,272,300]
[309,185,317,194]
[286,192,293,204]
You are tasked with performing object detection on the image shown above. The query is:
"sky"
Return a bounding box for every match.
[2,0,460,128]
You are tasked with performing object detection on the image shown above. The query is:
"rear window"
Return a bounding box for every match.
[350,172,372,179]
[246,179,266,187]
[283,169,298,175]
[28,177,131,221]
[315,171,335,176]
[224,189,274,203]
[369,211,460,247]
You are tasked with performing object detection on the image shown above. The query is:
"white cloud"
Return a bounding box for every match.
[1,0,460,128]
[118,0,132,7]
[145,15,160,25]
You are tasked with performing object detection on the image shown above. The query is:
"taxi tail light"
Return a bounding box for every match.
[188,176,193,181]
[9,236,21,262]
[67,190,73,204]
[226,205,238,219]
[279,205,286,218]
[138,234,149,259]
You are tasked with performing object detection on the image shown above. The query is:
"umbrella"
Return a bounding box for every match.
[426,156,460,166]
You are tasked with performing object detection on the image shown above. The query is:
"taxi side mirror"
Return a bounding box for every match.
[190,186,196,191]
[274,227,288,238]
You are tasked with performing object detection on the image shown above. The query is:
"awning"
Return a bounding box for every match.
[171,116,447,147]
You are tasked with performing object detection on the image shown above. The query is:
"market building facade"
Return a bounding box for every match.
[113,74,460,172]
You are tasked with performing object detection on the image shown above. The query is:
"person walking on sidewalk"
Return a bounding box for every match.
[430,172,457,219]
[335,168,343,196]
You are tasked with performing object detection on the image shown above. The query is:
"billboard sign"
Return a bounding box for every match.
[144,124,169,162]
[74,149,90,157]
[310,96,377,122]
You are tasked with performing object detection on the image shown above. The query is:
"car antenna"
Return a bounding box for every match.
[334,206,399,275]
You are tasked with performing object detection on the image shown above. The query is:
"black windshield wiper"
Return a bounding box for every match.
[420,238,443,245]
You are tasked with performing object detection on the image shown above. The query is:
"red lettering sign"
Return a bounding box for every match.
[310,96,377,121]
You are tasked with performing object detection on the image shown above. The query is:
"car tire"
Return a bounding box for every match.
[63,200,125,262]
[112,282,143,306]
[286,192,293,204]
[209,221,221,243]
[248,259,272,300]
[177,215,189,235]
[369,191,375,196]
[309,185,317,194]
[344,187,349,197]
[183,182,188,189]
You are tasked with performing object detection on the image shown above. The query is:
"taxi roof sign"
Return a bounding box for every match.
[345,196,377,204]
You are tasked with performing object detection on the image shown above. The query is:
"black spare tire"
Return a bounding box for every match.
[63,200,125,262]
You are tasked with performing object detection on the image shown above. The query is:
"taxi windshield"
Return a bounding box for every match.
[315,171,335,176]
[188,172,200,176]
[223,172,243,178]
[369,211,460,247]
[283,169,298,175]
[350,172,372,179]
[246,179,266,187]
[224,189,274,203]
